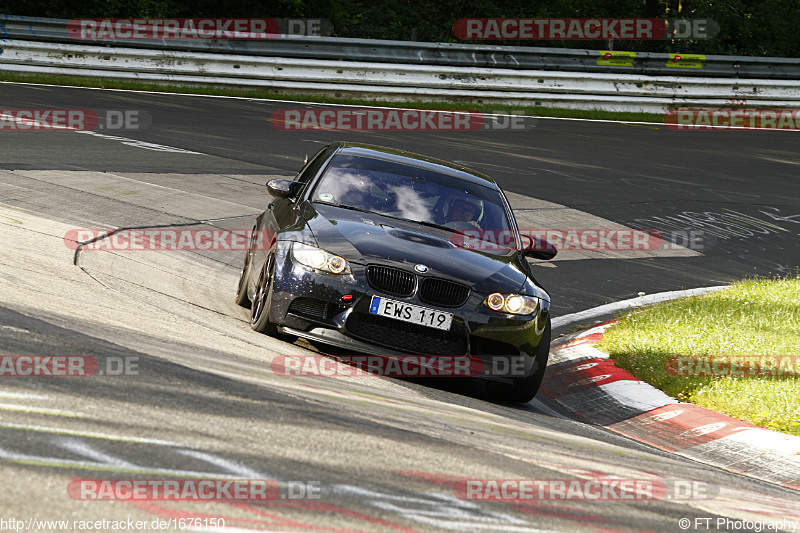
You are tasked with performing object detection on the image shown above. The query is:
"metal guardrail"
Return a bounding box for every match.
[2,14,800,113]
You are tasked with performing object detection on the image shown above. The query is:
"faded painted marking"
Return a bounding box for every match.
[0,402,83,417]
[176,449,265,478]
[55,436,140,468]
[0,444,240,477]
[0,420,178,445]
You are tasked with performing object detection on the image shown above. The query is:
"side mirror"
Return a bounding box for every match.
[266,179,303,199]
[520,234,558,260]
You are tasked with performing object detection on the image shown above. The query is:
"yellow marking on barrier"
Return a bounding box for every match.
[666,53,705,69]
[597,51,636,67]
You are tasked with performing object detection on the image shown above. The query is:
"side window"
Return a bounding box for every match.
[294,147,332,194]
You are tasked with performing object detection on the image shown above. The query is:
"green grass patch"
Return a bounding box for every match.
[600,276,800,436]
[0,71,665,123]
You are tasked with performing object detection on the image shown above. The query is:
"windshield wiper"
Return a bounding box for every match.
[316,202,465,234]
[352,211,454,233]
[315,202,378,216]
[409,219,457,233]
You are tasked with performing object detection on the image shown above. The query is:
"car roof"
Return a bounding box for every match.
[332,142,501,190]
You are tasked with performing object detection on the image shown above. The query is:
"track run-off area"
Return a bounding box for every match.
[0,82,799,532]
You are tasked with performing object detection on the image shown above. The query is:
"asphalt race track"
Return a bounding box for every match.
[0,82,799,532]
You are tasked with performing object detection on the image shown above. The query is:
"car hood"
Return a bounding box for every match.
[301,202,541,296]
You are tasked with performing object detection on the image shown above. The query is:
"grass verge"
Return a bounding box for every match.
[600,276,800,436]
[0,71,666,123]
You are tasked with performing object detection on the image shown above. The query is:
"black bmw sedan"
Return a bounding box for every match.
[235,142,556,402]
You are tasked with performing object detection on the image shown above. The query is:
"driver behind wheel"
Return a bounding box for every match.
[445,197,481,230]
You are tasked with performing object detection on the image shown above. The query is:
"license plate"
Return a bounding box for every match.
[369,296,453,331]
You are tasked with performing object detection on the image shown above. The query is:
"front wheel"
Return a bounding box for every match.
[485,318,551,403]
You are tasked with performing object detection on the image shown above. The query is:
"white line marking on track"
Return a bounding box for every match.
[55,437,139,468]
[0,325,31,333]
[552,285,728,330]
[1,106,206,153]
[527,397,570,419]
[74,130,204,154]
[598,380,678,411]
[0,402,83,417]
[333,484,541,531]
[0,444,243,477]
[176,449,265,478]
[0,391,49,400]
[0,80,664,127]
[0,420,179,445]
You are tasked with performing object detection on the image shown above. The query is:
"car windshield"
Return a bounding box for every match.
[311,154,514,238]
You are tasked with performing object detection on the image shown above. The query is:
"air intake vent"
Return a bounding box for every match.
[288,298,343,322]
[346,313,466,355]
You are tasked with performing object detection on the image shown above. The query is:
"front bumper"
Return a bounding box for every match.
[268,241,550,380]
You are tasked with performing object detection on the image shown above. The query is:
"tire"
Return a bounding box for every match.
[235,226,259,308]
[250,252,279,335]
[235,239,254,308]
[485,318,551,403]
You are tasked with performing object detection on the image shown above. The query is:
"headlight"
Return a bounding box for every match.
[292,243,350,274]
[485,293,539,315]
